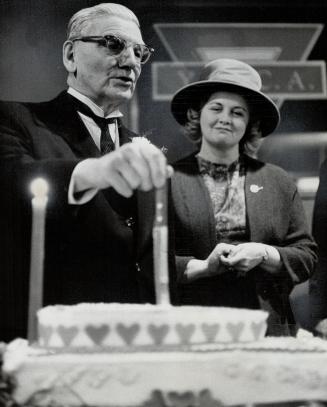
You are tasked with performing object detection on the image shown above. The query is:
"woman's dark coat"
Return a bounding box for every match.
[171,153,317,335]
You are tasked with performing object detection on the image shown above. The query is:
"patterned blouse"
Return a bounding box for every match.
[197,155,247,241]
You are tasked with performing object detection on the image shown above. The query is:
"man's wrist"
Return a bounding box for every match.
[73,158,102,191]
[68,159,100,204]
[261,245,269,263]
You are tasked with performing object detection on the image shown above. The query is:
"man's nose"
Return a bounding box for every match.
[117,45,139,68]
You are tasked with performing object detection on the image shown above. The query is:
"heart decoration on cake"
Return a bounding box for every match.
[148,324,170,345]
[175,324,196,345]
[116,323,140,346]
[201,323,220,343]
[144,389,222,407]
[35,304,269,349]
[250,321,265,341]
[38,324,53,346]
[226,322,244,342]
[57,325,79,347]
[168,390,196,406]
[85,325,110,346]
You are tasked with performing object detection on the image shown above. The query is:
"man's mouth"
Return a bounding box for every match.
[115,76,133,85]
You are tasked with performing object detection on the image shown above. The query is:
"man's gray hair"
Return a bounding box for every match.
[67,3,140,40]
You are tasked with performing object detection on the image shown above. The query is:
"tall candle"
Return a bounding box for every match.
[27,178,49,343]
[153,182,170,305]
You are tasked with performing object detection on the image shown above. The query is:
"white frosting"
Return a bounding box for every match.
[37,303,268,347]
[5,308,327,406]
[5,336,327,406]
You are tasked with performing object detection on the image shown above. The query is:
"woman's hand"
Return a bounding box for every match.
[183,243,235,282]
[219,242,282,274]
[206,243,236,275]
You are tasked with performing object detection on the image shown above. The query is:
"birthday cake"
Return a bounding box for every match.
[3,329,327,406]
[3,304,327,406]
[37,303,268,348]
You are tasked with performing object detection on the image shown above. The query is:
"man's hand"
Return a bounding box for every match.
[74,142,172,197]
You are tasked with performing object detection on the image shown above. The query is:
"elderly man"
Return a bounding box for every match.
[0,3,173,341]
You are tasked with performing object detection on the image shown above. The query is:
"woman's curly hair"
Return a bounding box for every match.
[183,97,263,157]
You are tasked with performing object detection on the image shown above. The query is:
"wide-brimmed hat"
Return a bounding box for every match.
[171,58,280,137]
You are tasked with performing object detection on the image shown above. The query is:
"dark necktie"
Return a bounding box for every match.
[91,115,116,155]
[69,95,116,154]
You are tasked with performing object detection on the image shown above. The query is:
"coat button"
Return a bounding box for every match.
[125,217,135,227]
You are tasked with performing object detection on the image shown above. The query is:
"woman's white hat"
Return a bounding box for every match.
[171,58,280,136]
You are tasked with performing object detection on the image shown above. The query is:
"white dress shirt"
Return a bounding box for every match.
[68,87,122,149]
[67,88,123,204]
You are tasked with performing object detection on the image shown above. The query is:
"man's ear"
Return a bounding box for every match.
[63,40,77,74]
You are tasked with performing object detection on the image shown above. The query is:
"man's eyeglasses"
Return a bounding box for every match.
[72,35,154,64]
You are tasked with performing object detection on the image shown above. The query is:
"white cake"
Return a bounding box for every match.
[4,334,327,406]
[4,303,327,406]
[37,303,268,348]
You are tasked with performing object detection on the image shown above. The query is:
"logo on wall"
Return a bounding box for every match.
[152,23,326,107]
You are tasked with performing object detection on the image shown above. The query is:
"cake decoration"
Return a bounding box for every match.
[4,336,327,406]
[226,322,244,342]
[116,323,141,345]
[36,304,269,349]
[250,321,265,340]
[201,324,220,343]
[148,324,170,345]
[85,325,110,346]
[57,326,79,347]
[0,343,18,407]
[142,389,223,407]
[38,325,53,347]
[175,324,196,344]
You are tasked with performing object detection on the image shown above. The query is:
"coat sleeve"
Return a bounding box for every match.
[170,162,216,284]
[276,186,317,285]
[310,159,327,327]
[247,162,317,288]
[0,102,80,340]
[0,101,80,211]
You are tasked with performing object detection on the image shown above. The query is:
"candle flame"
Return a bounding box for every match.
[30,178,49,198]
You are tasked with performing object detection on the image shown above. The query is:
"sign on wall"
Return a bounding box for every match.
[152,23,326,106]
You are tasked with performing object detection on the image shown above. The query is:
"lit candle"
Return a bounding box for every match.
[27,178,49,343]
[153,181,170,305]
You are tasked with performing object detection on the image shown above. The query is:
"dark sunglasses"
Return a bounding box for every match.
[72,34,154,64]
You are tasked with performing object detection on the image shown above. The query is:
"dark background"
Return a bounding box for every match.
[0,0,326,170]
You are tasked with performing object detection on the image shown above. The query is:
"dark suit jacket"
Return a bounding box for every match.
[0,91,165,341]
[171,153,317,335]
[310,159,327,330]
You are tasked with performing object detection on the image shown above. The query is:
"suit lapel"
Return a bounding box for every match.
[43,92,138,156]
[40,92,100,158]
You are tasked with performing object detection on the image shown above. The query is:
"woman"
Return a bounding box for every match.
[170,58,317,335]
